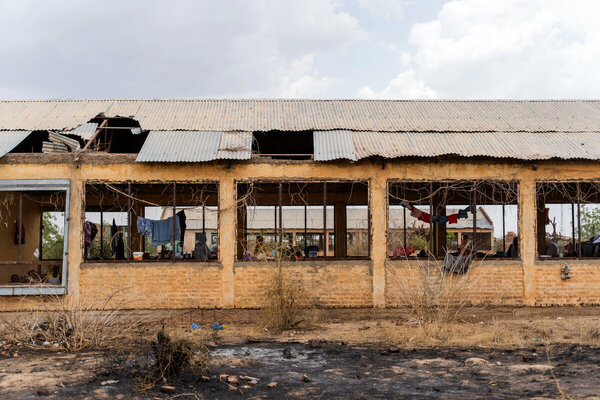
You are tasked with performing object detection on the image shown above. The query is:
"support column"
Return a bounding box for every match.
[219,178,236,308]
[519,179,537,305]
[334,202,346,258]
[66,178,84,306]
[371,178,387,307]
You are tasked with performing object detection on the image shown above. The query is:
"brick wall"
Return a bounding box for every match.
[233,261,373,308]
[385,261,524,307]
[79,263,222,309]
[534,263,600,305]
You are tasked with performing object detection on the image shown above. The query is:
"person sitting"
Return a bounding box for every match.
[193,233,210,261]
[254,235,267,260]
[506,236,519,257]
[458,234,473,256]
[546,238,559,256]
[46,265,61,284]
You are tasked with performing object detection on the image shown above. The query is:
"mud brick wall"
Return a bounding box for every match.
[79,263,222,309]
[533,263,600,306]
[385,262,524,306]
[233,261,373,308]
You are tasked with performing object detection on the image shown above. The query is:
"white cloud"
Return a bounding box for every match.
[358,0,405,19]
[406,0,600,98]
[357,69,437,99]
[0,0,364,99]
[362,0,600,99]
[275,54,333,98]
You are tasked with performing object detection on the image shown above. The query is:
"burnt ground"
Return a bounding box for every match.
[1,341,599,399]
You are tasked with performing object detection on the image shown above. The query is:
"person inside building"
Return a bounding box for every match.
[506,236,519,257]
[254,235,267,260]
[458,234,473,256]
[46,265,61,284]
[193,233,210,261]
[546,238,559,256]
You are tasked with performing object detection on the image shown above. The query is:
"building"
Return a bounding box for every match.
[1,99,600,309]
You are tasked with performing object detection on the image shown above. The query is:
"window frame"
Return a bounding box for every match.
[0,179,70,296]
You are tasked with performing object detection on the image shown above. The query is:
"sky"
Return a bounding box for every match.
[1,0,600,100]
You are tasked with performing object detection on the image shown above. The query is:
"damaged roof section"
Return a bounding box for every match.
[2,99,600,162]
[136,131,253,162]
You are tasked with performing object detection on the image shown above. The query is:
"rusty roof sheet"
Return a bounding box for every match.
[2,99,600,132]
[217,131,252,160]
[351,131,600,160]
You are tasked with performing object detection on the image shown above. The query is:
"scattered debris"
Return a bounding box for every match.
[266,382,278,388]
[100,380,119,386]
[159,385,176,394]
[301,373,310,382]
[36,389,50,396]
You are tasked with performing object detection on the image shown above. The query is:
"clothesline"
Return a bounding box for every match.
[400,200,471,225]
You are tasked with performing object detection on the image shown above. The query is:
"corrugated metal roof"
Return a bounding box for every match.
[42,141,68,153]
[216,131,252,160]
[68,122,98,139]
[48,131,80,151]
[2,99,600,132]
[135,131,222,162]
[314,130,356,161]
[0,131,31,158]
[352,131,600,160]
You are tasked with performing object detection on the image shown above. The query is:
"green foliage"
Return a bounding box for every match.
[580,205,600,241]
[42,212,64,260]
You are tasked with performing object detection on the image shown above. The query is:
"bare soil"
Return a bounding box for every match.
[2,307,600,399]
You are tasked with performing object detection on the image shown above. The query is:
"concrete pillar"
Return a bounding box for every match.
[219,178,236,308]
[519,179,537,305]
[66,177,83,306]
[371,178,387,307]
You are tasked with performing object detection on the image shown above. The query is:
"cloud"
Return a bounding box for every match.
[0,0,364,99]
[358,0,405,19]
[357,69,437,99]
[362,0,600,99]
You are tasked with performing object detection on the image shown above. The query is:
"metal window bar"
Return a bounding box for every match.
[577,182,582,258]
[128,183,132,260]
[323,182,327,257]
[472,186,477,253]
[172,183,176,261]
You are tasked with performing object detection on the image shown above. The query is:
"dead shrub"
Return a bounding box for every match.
[586,320,600,341]
[388,254,480,339]
[135,326,209,391]
[261,263,312,331]
[0,288,141,351]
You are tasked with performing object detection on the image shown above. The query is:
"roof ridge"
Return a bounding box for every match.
[1,98,600,103]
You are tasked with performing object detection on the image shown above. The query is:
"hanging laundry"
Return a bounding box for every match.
[110,219,125,260]
[176,210,187,246]
[151,215,181,247]
[13,222,25,245]
[457,206,471,220]
[401,201,471,225]
[136,216,153,237]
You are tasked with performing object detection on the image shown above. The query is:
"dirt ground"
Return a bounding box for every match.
[2,307,600,399]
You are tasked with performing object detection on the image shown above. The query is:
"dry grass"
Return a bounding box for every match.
[387,253,480,339]
[0,288,144,351]
[260,259,314,331]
